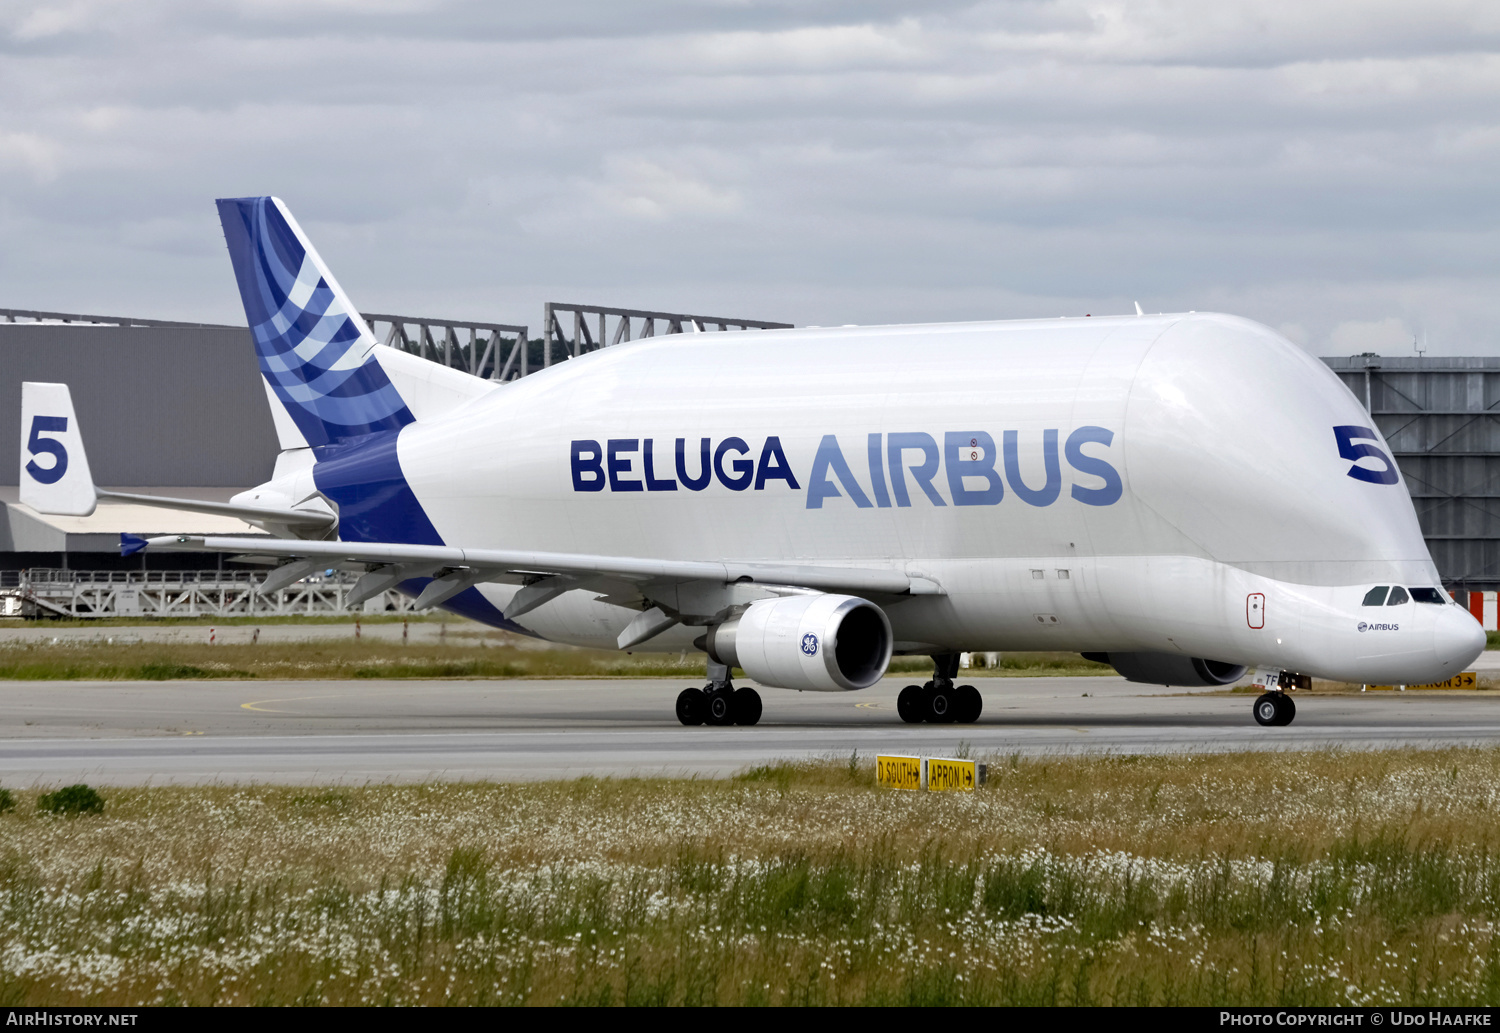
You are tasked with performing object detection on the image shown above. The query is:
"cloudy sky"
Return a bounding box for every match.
[2,0,1498,355]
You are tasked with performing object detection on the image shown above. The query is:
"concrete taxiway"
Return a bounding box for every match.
[3,676,1500,785]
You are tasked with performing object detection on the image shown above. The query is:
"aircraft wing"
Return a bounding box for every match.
[129,534,944,619]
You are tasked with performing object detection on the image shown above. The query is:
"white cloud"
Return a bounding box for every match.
[1328,316,1415,356]
[583,155,744,220]
[0,130,59,182]
[0,0,1496,353]
[1277,322,1309,346]
[10,3,97,41]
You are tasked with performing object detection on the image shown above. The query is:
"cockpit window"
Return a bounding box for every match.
[1363,586,1390,606]
[1410,587,1446,605]
[1387,586,1410,605]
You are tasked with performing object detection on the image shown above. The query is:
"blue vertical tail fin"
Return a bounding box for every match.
[216,196,414,449]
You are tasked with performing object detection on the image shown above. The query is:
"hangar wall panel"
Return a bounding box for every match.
[1323,355,1500,591]
[0,325,277,486]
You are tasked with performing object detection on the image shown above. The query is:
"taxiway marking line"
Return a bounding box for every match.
[240,694,348,714]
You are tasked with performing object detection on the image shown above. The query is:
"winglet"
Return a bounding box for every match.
[19,382,97,516]
[120,533,148,557]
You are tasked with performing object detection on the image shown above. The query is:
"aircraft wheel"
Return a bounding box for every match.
[1276,693,1296,726]
[1253,693,1281,727]
[897,685,925,724]
[926,685,957,724]
[676,687,706,726]
[955,684,983,724]
[705,688,737,726]
[733,687,762,726]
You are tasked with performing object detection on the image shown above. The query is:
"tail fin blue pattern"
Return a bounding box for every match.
[216,196,413,448]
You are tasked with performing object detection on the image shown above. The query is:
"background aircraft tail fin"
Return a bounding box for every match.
[19,382,97,516]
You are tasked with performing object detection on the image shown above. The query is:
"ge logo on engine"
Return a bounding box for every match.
[801,633,819,656]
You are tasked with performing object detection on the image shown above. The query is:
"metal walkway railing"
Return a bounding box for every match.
[0,569,417,619]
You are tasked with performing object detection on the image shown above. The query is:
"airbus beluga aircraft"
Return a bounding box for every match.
[18,197,1485,729]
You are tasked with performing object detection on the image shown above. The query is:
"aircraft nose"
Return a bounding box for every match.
[1435,606,1486,671]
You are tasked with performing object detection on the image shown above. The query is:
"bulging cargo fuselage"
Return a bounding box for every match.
[344,310,1484,686]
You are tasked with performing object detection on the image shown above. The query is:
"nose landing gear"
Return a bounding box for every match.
[1253,691,1296,726]
[1251,670,1305,727]
[676,660,762,727]
[897,654,983,724]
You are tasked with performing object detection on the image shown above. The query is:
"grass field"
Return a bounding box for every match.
[4,748,1500,1005]
[0,637,1113,681]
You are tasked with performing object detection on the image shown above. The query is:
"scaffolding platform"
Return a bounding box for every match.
[0,569,416,620]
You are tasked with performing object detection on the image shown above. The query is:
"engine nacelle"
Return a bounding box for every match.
[705,594,892,691]
[1083,651,1247,687]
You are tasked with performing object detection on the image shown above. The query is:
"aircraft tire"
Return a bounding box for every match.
[955,685,983,724]
[733,687,763,726]
[676,687,706,726]
[1253,693,1281,727]
[926,685,957,724]
[897,685,924,724]
[1276,693,1296,726]
[705,689,737,727]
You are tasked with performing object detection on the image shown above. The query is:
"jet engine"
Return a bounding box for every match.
[1083,651,1247,687]
[703,594,893,691]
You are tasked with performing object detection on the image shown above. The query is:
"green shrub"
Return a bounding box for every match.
[0,787,13,814]
[37,784,104,817]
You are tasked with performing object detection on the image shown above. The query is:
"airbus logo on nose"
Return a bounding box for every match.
[1358,622,1400,632]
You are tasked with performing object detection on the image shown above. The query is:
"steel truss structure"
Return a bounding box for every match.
[541,303,793,369]
[0,307,235,329]
[361,313,531,381]
[0,570,416,620]
[5,304,793,381]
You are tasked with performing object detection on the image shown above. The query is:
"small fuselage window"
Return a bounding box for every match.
[1363,586,1390,606]
[1409,587,1446,605]
[1387,586,1410,605]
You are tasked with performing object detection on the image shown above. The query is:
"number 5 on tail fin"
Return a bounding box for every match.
[19,382,97,516]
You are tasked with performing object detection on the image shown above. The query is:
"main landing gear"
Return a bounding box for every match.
[897,653,983,724]
[676,660,762,727]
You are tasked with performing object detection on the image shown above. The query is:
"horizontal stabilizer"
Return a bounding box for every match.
[96,489,336,532]
[22,383,335,534]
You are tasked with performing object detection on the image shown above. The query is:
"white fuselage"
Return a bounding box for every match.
[371,311,1482,686]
